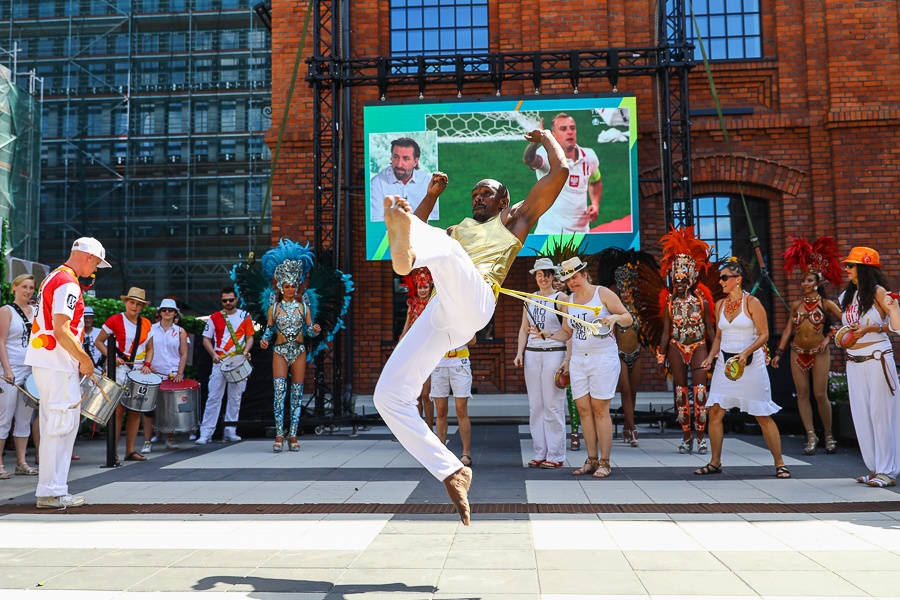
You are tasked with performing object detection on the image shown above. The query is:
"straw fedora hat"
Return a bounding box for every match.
[120,287,150,304]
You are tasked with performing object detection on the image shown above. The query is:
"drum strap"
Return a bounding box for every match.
[8,303,31,349]
[116,316,144,365]
[222,311,244,355]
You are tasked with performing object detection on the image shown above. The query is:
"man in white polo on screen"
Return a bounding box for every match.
[524,113,602,234]
[369,137,439,222]
[26,237,111,509]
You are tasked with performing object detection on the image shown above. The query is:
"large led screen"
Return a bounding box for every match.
[364,95,639,260]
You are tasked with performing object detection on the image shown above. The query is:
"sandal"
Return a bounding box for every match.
[124,452,147,462]
[694,462,722,475]
[775,465,792,479]
[867,473,896,488]
[623,430,639,447]
[71,454,80,461]
[527,459,543,468]
[592,458,612,479]
[540,460,564,469]
[460,454,472,467]
[804,431,818,456]
[15,464,38,476]
[572,458,599,476]
[629,430,639,448]
[288,437,300,452]
[857,473,876,484]
[824,432,837,454]
[273,436,284,453]
[696,438,708,454]
[0,468,9,480]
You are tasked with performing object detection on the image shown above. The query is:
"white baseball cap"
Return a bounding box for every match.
[83,306,94,316]
[159,298,179,312]
[71,237,111,268]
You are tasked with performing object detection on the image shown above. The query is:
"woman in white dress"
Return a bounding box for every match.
[698,258,790,478]
[148,298,189,450]
[533,257,633,479]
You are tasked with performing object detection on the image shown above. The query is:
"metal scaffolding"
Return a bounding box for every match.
[2,0,272,311]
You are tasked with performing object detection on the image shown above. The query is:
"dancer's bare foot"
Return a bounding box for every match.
[384,195,415,276]
[444,466,473,526]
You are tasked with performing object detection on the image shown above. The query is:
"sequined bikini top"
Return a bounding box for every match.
[791,297,825,333]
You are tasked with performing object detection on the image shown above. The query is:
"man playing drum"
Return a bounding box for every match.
[95,287,156,463]
[198,286,254,444]
[26,237,110,509]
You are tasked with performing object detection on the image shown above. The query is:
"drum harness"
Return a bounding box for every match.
[222,310,244,358]
[114,317,145,367]
[1,303,32,393]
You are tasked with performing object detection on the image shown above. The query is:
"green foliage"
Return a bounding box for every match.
[0,281,11,306]
[828,372,849,404]
[179,315,207,336]
[83,297,156,327]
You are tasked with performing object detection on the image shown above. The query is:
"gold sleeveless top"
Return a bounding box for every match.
[451,215,523,295]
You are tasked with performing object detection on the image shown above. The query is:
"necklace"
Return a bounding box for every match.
[724,293,743,314]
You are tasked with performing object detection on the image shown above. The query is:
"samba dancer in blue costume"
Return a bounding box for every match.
[232,239,354,454]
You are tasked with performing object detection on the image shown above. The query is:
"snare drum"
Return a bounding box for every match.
[834,325,857,349]
[590,318,613,338]
[724,356,745,381]
[23,374,40,409]
[121,371,162,412]
[80,374,127,425]
[221,354,252,383]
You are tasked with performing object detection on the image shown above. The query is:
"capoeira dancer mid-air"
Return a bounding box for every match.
[375,129,568,525]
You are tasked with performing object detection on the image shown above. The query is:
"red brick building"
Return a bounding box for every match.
[269,0,900,394]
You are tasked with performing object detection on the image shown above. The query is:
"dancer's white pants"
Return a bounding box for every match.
[374,217,494,481]
[200,363,246,439]
[32,366,80,497]
[846,344,900,478]
[0,370,34,439]
[524,349,566,462]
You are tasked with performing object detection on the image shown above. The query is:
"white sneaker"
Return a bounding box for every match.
[150,435,160,443]
[165,439,180,450]
[195,437,209,445]
[188,433,197,441]
[223,434,242,442]
[141,442,152,454]
[37,494,86,509]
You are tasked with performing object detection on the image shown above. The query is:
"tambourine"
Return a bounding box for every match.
[724,356,745,381]
[834,325,856,350]
[590,318,612,338]
[554,369,570,390]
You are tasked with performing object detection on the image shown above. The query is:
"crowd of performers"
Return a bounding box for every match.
[513,229,900,490]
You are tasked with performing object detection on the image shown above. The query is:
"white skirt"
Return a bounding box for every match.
[709,347,781,416]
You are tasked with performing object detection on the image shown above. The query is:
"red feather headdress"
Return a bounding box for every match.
[659,225,712,284]
[782,236,843,287]
[401,267,433,299]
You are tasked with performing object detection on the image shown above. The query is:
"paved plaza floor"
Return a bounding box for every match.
[1,421,900,599]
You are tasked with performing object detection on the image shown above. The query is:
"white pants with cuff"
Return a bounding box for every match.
[32,366,80,498]
[846,344,900,479]
[524,349,567,462]
[0,369,34,439]
[374,217,494,481]
[200,362,246,440]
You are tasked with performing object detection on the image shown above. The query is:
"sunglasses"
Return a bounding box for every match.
[159,308,176,313]
[221,298,236,304]
[719,274,738,281]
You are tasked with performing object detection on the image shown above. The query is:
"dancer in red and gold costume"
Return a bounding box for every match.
[400,267,436,430]
[633,227,721,454]
[771,237,843,455]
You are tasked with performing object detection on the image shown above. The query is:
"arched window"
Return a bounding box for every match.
[687,195,774,326]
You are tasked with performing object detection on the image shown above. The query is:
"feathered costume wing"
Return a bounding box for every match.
[596,246,662,349]
[231,239,354,362]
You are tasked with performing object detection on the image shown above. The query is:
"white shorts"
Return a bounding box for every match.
[430,365,472,398]
[570,351,620,400]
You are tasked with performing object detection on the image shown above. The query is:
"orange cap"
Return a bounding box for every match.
[841,247,881,268]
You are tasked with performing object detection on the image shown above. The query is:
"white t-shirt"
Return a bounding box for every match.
[102,313,151,364]
[203,309,254,358]
[526,292,566,349]
[24,267,85,373]
[568,287,616,355]
[150,322,185,376]
[3,304,34,382]
[82,327,100,366]
[369,166,438,222]
[533,145,600,234]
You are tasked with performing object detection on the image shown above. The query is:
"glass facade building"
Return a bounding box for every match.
[0,0,271,311]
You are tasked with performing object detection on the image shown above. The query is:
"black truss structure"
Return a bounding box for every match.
[306,1,693,421]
